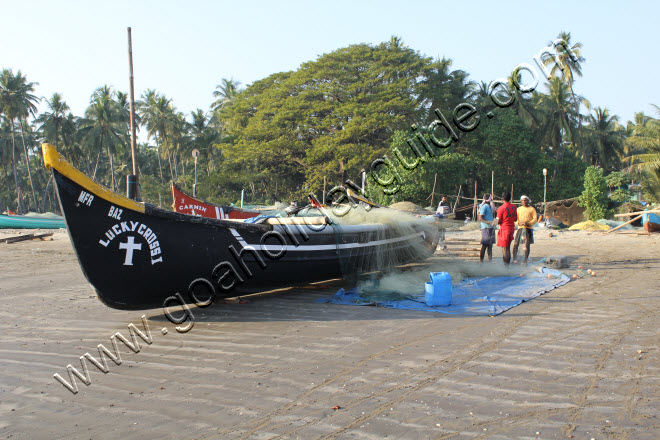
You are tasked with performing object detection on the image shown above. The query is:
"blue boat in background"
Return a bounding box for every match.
[642,211,660,233]
[0,213,65,229]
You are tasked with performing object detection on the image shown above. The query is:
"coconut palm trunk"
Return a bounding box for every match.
[92,133,104,181]
[156,142,164,184]
[162,133,174,183]
[167,152,174,182]
[569,82,586,160]
[19,119,38,209]
[42,174,53,212]
[107,145,116,191]
[9,121,23,212]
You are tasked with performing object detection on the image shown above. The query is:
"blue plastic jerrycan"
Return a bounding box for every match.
[425,272,452,306]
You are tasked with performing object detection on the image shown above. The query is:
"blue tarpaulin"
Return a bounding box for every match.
[316,267,570,316]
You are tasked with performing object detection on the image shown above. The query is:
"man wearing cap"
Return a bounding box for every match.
[513,195,538,263]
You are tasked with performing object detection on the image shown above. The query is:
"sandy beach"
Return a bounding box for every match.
[0,227,658,439]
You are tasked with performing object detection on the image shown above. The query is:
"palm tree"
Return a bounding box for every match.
[419,57,474,124]
[78,86,127,190]
[36,93,77,155]
[168,111,189,179]
[537,77,583,173]
[473,80,503,117]
[625,112,651,148]
[14,71,40,210]
[626,105,660,177]
[506,69,541,131]
[0,122,14,202]
[543,31,587,156]
[138,90,177,183]
[583,107,624,170]
[0,69,40,211]
[211,78,242,115]
[189,109,222,175]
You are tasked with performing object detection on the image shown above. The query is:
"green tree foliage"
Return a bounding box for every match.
[584,107,624,171]
[218,39,456,200]
[378,110,585,206]
[605,170,632,189]
[578,166,610,220]
[624,105,660,202]
[609,189,631,203]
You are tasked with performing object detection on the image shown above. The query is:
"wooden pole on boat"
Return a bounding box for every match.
[126,27,140,201]
[430,173,437,209]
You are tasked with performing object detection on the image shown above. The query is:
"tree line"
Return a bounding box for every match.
[1,32,659,215]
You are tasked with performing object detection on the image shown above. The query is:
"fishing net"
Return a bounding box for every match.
[324,205,441,282]
[568,220,610,231]
[595,219,633,230]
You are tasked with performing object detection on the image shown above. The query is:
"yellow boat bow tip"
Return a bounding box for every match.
[41,143,145,213]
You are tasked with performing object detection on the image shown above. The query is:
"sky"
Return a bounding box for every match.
[2,0,658,126]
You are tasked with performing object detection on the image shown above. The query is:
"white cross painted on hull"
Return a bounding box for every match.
[119,236,142,266]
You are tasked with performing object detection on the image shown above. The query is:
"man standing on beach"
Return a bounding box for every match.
[478,193,496,262]
[513,195,538,263]
[496,192,517,265]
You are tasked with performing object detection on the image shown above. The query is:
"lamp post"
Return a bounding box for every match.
[543,168,548,221]
[192,149,200,197]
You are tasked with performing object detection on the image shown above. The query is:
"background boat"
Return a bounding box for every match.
[642,211,660,233]
[0,213,65,229]
[172,183,261,220]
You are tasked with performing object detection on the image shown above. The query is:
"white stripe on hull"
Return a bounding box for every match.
[228,229,425,252]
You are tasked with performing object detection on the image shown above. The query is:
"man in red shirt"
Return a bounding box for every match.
[496,192,517,265]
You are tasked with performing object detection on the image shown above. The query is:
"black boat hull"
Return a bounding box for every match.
[52,168,437,310]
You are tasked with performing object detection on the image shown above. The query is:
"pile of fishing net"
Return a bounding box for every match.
[567,220,610,231]
[328,206,441,277]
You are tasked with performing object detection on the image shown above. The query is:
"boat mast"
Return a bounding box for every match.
[126,27,140,201]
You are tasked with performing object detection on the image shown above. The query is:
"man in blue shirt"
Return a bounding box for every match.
[478,193,496,262]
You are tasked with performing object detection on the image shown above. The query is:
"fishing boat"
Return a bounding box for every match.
[0,213,65,229]
[172,183,260,220]
[642,211,660,233]
[42,144,439,310]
